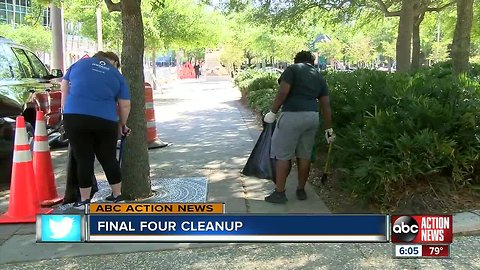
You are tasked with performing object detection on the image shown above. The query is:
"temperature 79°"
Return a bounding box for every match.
[430,246,444,255]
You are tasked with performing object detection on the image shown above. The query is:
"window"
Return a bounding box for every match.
[0,46,14,79]
[14,12,21,23]
[0,7,6,24]
[11,47,33,78]
[0,45,23,79]
[24,50,48,78]
[42,8,49,27]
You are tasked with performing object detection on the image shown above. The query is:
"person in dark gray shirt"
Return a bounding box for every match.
[263,50,335,203]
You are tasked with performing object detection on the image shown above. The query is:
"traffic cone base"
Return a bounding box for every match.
[0,208,53,224]
[148,139,169,149]
[41,198,63,207]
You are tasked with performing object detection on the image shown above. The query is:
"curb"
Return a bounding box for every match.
[453,210,480,234]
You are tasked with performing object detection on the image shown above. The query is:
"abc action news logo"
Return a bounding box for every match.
[391,215,453,244]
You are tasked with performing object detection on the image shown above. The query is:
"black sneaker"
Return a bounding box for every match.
[265,190,287,204]
[296,189,307,200]
[72,199,91,210]
[105,193,116,202]
[114,194,127,203]
[106,193,127,203]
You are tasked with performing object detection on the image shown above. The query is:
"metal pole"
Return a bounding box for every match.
[50,1,65,71]
[96,6,103,51]
[12,0,15,25]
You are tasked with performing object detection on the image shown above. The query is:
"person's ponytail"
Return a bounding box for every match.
[93,51,120,69]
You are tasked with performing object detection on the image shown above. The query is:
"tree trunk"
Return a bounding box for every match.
[451,0,474,74]
[388,57,393,72]
[120,0,151,199]
[152,50,157,76]
[411,12,425,70]
[245,50,253,65]
[396,0,415,72]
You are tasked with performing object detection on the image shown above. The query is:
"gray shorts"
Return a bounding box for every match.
[270,111,320,160]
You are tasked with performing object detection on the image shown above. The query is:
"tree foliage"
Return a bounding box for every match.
[0,24,52,53]
[63,0,122,51]
[214,0,476,72]
[141,0,223,55]
[218,6,309,69]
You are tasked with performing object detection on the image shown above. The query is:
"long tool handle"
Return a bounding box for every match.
[118,135,126,167]
[323,143,333,173]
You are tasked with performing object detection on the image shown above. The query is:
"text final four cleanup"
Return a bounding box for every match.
[89,203,243,233]
[97,220,243,232]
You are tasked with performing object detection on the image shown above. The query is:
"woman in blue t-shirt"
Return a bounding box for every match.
[61,51,131,209]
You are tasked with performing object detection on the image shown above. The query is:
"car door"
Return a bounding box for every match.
[22,49,62,127]
[0,45,32,118]
[9,47,42,101]
[10,46,60,127]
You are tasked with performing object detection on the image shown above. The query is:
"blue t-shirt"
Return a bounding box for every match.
[63,57,130,122]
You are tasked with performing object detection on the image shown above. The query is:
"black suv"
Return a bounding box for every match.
[0,37,66,184]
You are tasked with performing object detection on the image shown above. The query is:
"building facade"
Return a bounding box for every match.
[0,1,98,68]
[0,0,50,26]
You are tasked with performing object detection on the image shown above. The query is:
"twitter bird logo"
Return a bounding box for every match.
[49,217,74,239]
[39,215,82,242]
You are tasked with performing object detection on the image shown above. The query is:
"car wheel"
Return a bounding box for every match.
[49,124,69,149]
[26,122,35,150]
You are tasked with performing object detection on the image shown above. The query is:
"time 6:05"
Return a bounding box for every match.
[399,246,420,255]
[395,245,423,257]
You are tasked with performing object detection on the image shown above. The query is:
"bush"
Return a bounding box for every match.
[247,88,277,114]
[329,67,480,205]
[246,74,278,93]
[233,69,257,87]
[234,70,279,98]
[240,63,480,207]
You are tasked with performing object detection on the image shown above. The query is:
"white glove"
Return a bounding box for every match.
[325,128,335,144]
[263,111,277,123]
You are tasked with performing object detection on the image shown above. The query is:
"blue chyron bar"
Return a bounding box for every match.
[36,214,86,243]
[86,214,390,243]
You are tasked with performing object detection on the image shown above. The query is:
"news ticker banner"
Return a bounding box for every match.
[35,203,453,249]
[36,203,388,243]
[391,215,452,259]
[86,214,387,242]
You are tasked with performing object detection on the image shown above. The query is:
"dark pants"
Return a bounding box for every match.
[63,114,121,188]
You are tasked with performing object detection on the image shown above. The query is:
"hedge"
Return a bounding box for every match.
[234,63,480,206]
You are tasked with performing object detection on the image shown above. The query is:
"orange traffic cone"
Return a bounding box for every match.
[144,83,168,149]
[0,116,52,224]
[33,110,63,206]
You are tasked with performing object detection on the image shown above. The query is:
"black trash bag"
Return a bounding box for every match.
[62,145,98,204]
[242,121,277,182]
[62,136,126,204]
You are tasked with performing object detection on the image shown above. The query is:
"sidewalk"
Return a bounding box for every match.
[0,77,479,269]
[0,76,328,265]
